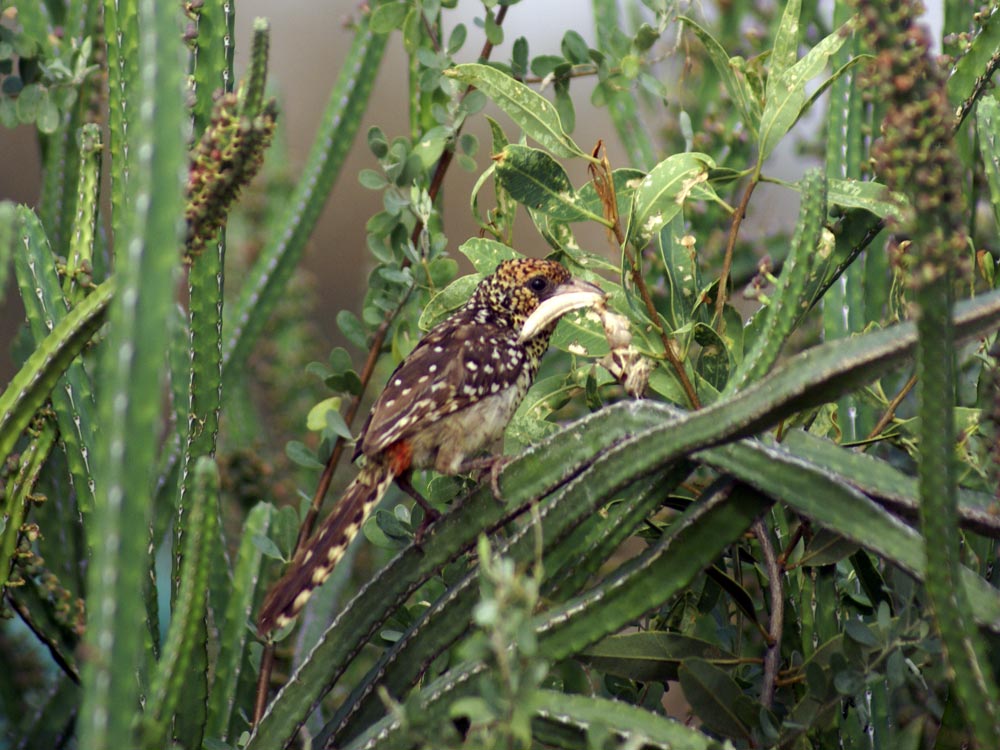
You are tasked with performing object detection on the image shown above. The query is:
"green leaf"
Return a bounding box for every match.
[306,396,343,432]
[770,0,802,82]
[457,237,521,274]
[844,619,880,648]
[445,62,586,158]
[251,533,285,561]
[827,178,907,221]
[758,23,850,162]
[657,216,704,330]
[628,152,716,248]
[580,632,734,682]
[447,23,467,55]
[694,322,730,392]
[286,440,324,470]
[529,690,719,750]
[577,167,645,240]
[418,274,479,331]
[337,309,368,349]
[324,408,353,441]
[561,30,590,64]
[411,125,451,169]
[679,16,761,135]
[16,82,43,124]
[799,529,859,566]
[493,145,603,223]
[679,658,759,741]
[369,1,408,34]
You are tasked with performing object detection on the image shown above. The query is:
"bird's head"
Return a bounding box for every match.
[471,258,604,340]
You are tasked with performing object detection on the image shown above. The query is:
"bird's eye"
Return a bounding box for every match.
[529,276,548,292]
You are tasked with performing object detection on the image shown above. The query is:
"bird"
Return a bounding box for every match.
[256,258,604,636]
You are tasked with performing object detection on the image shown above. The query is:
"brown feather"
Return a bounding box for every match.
[256,462,394,635]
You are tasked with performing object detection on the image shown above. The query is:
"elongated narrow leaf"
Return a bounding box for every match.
[13,207,98,517]
[493,145,601,222]
[827,178,906,221]
[696,438,1000,627]
[593,0,657,168]
[679,17,761,134]
[628,152,716,249]
[530,689,722,749]
[207,502,275,742]
[0,278,113,464]
[727,169,827,392]
[768,0,802,84]
[782,429,1000,536]
[580,632,735,682]
[680,658,761,742]
[446,63,586,158]
[142,458,218,749]
[78,0,189,745]
[759,24,850,162]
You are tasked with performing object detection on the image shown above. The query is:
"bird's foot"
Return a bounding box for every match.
[460,455,511,502]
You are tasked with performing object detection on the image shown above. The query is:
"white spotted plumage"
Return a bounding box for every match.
[257,259,603,635]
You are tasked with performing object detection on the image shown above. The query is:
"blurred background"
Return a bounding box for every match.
[1,0,624,380]
[4,0,944,377]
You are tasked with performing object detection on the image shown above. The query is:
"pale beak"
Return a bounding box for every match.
[518,277,606,343]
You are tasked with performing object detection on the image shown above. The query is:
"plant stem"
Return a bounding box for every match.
[714,177,758,333]
[863,372,916,443]
[753,516,783,709]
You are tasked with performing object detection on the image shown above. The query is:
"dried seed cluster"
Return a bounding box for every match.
[184,91,278,259]
[854,0,968,285]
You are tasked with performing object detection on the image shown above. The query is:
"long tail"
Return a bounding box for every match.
[257,462,395,636]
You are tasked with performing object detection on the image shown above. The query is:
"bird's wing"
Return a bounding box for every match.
[358,315,525,457]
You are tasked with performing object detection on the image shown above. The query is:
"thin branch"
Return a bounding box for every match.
[776,522,805,568]
[714,178,758,332]
[753,517,783,710]
[863,373,917,444]
[252,638,277,729]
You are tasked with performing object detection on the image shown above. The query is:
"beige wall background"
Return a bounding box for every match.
[0,0,621,376]
[228,0,620,353]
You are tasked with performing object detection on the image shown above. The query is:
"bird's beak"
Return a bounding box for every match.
[518,277,606,343]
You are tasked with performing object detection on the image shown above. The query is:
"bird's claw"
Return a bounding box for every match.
[460,455,511,503]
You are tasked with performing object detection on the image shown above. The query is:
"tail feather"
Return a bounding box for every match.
[257,463,394,636]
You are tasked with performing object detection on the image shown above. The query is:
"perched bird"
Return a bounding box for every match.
[257,258,603,635]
